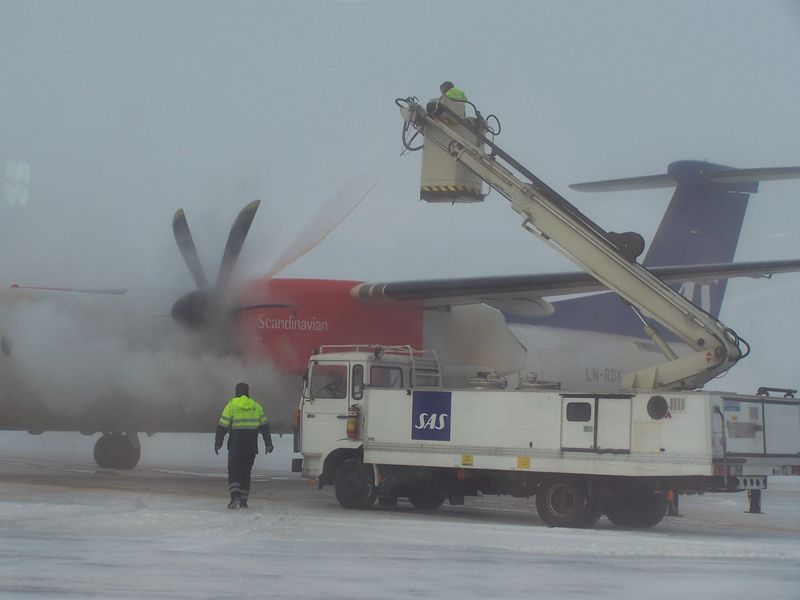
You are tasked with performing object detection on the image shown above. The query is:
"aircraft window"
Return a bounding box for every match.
[370,366,404,388]
[311,364,347,399]
[566,402,592,422]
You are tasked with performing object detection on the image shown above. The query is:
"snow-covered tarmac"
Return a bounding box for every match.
[1,432,798,599]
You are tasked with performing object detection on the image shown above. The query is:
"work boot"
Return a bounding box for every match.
[227,496,241,510]
[239,498,249,509]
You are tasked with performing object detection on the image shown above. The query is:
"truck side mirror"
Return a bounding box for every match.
[352,364,365,400]
[303,368,313,400]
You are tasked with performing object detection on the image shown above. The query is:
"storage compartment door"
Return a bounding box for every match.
[561,397,595,450]
[764,403,800,456]
[724,399,764,455]
[596,397,631,452]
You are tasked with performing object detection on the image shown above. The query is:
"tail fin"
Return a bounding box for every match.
[641,161,753,316]
[536,160,800,336]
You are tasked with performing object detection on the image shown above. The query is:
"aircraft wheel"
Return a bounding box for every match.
[93,435,113,468]
[535,477,589,528]
[334,458,376,509]
[406,488,445,511]
[94,433,141,470]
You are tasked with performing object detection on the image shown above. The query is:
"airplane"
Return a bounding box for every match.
[1,159,799,469]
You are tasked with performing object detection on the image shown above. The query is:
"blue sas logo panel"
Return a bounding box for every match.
[412,391,452,441]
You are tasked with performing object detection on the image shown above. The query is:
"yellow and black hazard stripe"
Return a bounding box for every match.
[421,185,482,194]
[421,185,485,203]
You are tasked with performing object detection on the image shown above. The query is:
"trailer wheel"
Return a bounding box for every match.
[407,488,445,511]
[334,458,376,510]
[605,492,667,528]
[535,478,588,528]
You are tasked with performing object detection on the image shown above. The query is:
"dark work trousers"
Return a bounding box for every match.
[228,451,257,500]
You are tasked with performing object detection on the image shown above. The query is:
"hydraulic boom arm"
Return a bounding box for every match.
[398,96,745,390]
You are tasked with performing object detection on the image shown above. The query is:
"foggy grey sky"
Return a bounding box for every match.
[1,0,799,390]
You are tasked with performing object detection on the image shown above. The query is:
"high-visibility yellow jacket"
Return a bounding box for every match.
[218,395,267,429]
[215,395,272,455]
[445,86,467,101]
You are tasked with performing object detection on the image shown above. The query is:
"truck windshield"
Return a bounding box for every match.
[311,364,348,399]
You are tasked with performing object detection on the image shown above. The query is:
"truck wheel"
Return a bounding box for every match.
[605,495,635,527]
[334,458,376,510]
[605,492,667,528]
[631,493,667,527]
[576,497,603,528]
[406,488,445,511]
[535,478,588,528]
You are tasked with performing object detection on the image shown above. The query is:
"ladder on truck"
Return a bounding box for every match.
[317,344,442,388]
[397,96,747,391]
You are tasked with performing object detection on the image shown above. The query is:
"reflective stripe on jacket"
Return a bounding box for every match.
[218,395,268,429]
[216,395,272,456]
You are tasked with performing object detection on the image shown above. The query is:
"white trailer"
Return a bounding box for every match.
[295,345,800,528]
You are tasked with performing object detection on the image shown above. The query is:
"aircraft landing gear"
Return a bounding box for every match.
[94,432,141,469]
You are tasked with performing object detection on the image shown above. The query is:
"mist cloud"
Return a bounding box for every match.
[4,297,295,426]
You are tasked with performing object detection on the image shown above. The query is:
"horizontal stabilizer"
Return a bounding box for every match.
[570,174,675,192]
[703,166,800,185]
[571,163,800,192]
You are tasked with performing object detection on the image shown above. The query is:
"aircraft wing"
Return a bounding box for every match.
[350,259,800,316]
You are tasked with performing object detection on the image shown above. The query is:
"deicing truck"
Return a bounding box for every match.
[292,95,800,527]
[294,344,799,528]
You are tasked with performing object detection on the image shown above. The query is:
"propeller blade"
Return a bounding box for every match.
[227,302,297,315]
[216,200,261,292]
[172,209,209,289]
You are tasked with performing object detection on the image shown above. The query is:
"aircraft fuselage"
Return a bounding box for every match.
[0,278,670,435]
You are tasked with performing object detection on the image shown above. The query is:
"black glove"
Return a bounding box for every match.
[265,445,274,454]
[214,442,222,455]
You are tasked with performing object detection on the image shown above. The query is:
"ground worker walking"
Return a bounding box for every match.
[215,382,273,509]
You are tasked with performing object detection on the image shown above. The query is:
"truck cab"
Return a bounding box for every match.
[296,345,440,482]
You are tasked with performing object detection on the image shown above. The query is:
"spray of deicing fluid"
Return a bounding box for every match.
[263,156,400,279]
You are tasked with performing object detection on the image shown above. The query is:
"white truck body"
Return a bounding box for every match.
[361,388,798,480]
[297,347,800,528]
